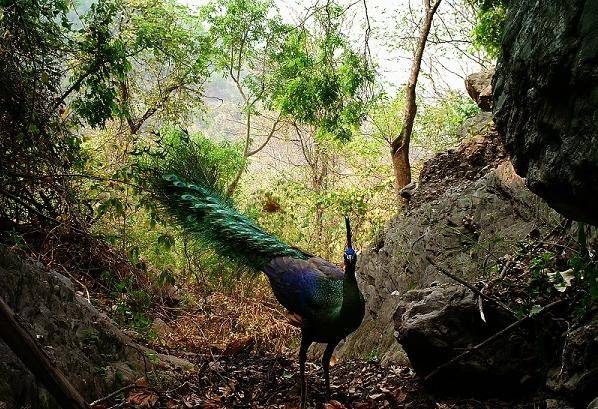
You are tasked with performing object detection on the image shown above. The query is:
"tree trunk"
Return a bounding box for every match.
[312,144,327,255]
[226,167,245,197]
[392,141,411,192]
[0,296,89,409]
[391,0,442,196]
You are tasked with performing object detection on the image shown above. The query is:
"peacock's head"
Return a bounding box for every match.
[344,247,357,265]
[343,216,357,266]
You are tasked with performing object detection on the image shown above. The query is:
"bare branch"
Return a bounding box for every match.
[425,255,516,316]
[246,112,284,157]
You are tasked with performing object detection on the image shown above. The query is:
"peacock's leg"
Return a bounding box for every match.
[321,341,338,402]
[299,334,312,409]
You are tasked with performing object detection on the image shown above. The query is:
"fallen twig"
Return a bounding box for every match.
[58,264,91,303]
[164,381,193,400]
[424,299,564,382]
[498,260,513,280]
[90,384,135,407]
[477,281,488,323]
[425,255,516,316]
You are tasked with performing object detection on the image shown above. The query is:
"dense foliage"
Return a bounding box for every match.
[0,0,113,228]
[0,0,213,230]
[268,3,375,141]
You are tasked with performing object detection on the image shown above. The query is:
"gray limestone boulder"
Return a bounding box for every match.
[547,310,598,407]
[393,285,562,395]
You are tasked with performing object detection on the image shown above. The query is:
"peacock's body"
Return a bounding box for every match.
[154,173,365,407]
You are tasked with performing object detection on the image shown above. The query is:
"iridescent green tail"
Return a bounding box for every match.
[154,174,308,270]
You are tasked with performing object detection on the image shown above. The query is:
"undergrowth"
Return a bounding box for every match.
[153,280,299,356]
[1,223,298,356]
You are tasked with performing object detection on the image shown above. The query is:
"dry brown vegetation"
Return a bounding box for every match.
[152,281,300,357]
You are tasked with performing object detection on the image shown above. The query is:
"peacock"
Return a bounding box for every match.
[149,168,365,407]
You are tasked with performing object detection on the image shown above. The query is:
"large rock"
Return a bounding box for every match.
[393,285,562,395]
[0,248,194,408]
[332,116,561,365]
[465,70,494,111]
[493,0,598,225]
[547,310,598,407]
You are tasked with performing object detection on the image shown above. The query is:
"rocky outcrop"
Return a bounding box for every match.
[411,113,507,208]
[332,116,560,365]
[465,70,493,111]
[0,248,194,408]
[493,0,598,225]
[393,285,562,396]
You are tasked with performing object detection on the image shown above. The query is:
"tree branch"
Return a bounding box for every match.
[246,113,283,157]
[425,255,516,316]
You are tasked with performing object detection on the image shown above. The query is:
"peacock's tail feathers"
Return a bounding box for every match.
[155,174,309,270]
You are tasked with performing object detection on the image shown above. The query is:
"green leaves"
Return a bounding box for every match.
[203,0,375,143]
[137,126,246,203]
[63,0,213,128]
[68,0,129,126]
[529,304,543,317]
[269,14,375,142]
[240,131,394,260]
[470,0,508,58]
[369,91,479,152]
[202,0,281,76]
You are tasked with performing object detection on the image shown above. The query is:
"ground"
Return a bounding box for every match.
[90,348,549,409]
[2,220,584,409]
